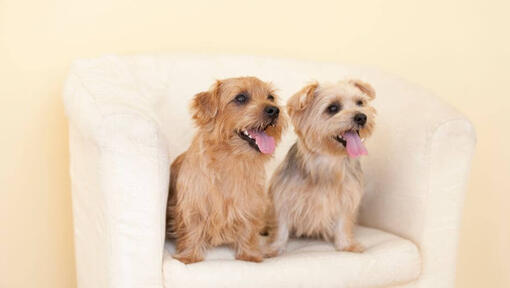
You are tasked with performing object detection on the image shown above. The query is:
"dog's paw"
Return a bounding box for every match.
[343,242,364,253]
[263,245,285,258]
[335,241,364,253]
[173,253,204,264]
[263,248,280,258]
[236,251,264,262]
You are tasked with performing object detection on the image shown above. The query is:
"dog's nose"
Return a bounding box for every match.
[353,113,367,126]
[264,105,280,118]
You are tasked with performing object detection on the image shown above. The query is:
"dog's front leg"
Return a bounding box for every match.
[173,219,207,264]
[235,224,264,262]
[266,213,289,257]
[333,211,363,253]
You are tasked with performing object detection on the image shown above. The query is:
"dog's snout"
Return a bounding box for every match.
[353,113,367,126]
[264,105,280,118]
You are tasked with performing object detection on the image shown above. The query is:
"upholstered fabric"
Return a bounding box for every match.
[64,54,476,288]
[163,226,421,288]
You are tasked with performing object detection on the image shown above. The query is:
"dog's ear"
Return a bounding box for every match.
[349,79,375,100]
[191,80,222,126]
[287,81,318,117]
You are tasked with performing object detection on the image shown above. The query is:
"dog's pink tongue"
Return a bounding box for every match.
[248,129,276,154]
[343,131,368,158]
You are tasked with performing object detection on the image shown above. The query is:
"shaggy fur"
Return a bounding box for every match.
[167,77,286,264]
[267,79,376,255]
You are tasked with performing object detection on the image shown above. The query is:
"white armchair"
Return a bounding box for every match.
[64,54,476,288]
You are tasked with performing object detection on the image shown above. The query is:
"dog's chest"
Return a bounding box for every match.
[289,156,362,238]
[206,167,266,245]
[212,162,265,196]
[290,183,343,236]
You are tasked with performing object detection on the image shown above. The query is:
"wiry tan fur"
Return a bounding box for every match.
[267,79,376,256]
[167,77,286,264]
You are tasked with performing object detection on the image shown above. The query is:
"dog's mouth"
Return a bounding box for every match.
[237,121,277,154]
[334,130,368,158]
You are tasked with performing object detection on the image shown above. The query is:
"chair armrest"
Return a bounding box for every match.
[64,57,169,288]
[358,76,476,288]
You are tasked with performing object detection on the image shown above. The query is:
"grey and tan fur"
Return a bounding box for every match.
[266,79,376,255]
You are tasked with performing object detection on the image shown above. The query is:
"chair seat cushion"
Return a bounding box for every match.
[163,226,421,288]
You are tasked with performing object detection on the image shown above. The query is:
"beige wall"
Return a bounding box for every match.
[1,1,508,287]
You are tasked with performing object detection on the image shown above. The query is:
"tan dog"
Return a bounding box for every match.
[267,79,376,255]
[167,77,286,264]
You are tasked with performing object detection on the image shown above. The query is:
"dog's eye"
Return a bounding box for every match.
[267,95,275,101]
[235,94,248,104]
[356,100,364,106]
[326,103,341,115]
